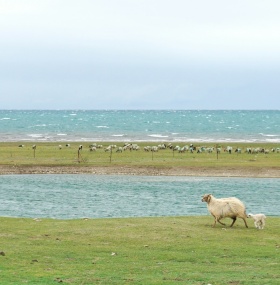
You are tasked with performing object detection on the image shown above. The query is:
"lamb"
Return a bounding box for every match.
[201,194,248,228]
[247,213,266,229]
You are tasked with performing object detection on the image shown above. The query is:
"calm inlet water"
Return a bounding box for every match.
[0,175,279,219]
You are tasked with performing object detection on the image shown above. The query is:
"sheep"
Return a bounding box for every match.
[206,147,214,153]
[131,143,138,150]
[245,148,251,154]
[158,144,166,149]
[89,143,97,148]
[104,146,112,152]
[225,146,233,154]
[167,143,173,149]
[201,194,248,228]
[235,148,242,153]
[134,145,140,151]
[247,213,266,229]
[144,146,151,152]
[151,146,158,152]
[173,145,180,151]
[178,146,188,153]
[252,147,260,154]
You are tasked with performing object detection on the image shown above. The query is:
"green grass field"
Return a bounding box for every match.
[1,141,279,284]
[0,142,279,170]
[0,216,279,284]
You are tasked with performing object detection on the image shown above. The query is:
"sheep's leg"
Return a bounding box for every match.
[212,218,217,227]
[230,217,236,227]
[242,218,248,228]
[217,218,226,226]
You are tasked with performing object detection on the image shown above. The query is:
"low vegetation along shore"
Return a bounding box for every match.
[0,141,279,177]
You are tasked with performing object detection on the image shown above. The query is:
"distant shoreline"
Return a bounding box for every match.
[1,165,279,178]
[1,141,279,178]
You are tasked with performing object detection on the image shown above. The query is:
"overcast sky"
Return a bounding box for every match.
[1,0,280,110]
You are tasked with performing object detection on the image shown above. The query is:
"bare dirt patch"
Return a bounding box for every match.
[0,165,279,178]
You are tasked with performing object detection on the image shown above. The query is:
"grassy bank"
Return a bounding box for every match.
[0,216,279,284]
[0,142,279,170]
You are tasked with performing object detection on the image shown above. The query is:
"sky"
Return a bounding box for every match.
[1,0,280,110]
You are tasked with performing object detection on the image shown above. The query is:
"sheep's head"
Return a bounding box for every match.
[247,213,253,218]
[201,194,212,203]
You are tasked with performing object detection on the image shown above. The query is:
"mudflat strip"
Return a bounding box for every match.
[0,165,279,178]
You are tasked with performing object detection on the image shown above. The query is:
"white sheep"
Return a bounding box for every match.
[104,146,112,152]
[225,146,233,153]
[151,146,158,152]
[247,213,266,229]
[235,148,242,153]
[201,194,248,228]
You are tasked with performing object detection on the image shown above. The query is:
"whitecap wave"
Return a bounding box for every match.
[28,134,44,138]
[96,126,109,128]
[148,134,169,138]
[259,133,278,137]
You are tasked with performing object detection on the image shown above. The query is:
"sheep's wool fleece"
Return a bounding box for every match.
[207,197,246,218]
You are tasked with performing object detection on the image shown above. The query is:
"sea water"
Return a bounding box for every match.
[0,175,279,219]
[0,110,279,143]
[0,110,279,219]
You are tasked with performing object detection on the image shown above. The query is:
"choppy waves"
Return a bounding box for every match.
[0,110,279,142]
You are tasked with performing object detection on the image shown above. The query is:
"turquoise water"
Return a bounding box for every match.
[1,110,279,219]
[0,110,279,142]
[0,175,279,219]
